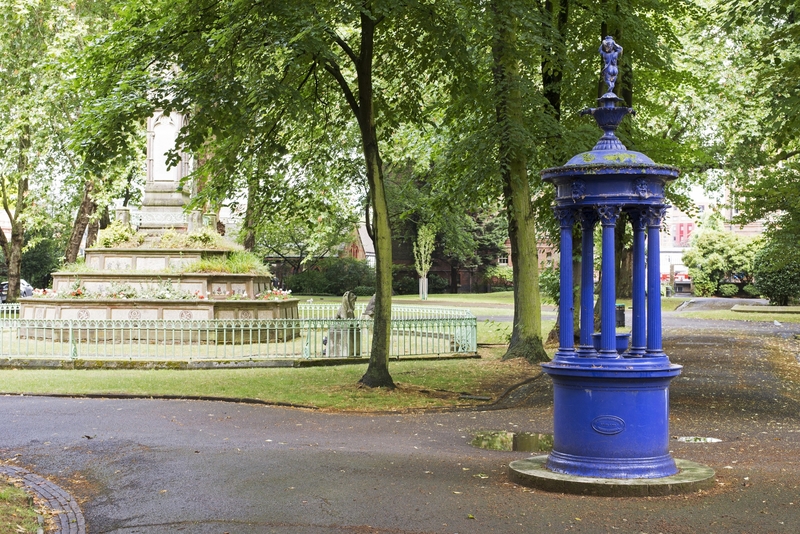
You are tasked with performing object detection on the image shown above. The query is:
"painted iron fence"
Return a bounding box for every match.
[0,303,476,363]
[298,303,472,320]
[0,303,19,320]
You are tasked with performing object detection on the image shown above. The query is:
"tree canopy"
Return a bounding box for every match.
[4,0,798,372]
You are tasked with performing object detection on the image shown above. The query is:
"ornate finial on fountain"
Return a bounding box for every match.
[600,36,623,96]
[578,37,635,151]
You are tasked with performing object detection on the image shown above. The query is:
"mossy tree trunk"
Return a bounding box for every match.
[492,0,547,363]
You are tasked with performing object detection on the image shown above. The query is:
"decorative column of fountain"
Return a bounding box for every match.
[539,37,682,479]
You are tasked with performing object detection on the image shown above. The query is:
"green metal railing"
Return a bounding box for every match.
[0,303,19,320]
[298,303,472,320]
[0,303,476,363]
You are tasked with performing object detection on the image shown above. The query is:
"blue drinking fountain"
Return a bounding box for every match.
[540,36,682,479]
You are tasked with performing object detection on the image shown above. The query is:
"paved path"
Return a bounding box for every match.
[0,464,85,533]
[2,315,800,533]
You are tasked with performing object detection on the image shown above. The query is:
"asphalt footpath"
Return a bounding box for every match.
[2,310,800,533]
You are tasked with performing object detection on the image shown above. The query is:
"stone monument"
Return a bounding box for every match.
[138,110,193,233]
[21,110,299,333]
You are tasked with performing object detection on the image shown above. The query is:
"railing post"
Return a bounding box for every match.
[69,321,78,360]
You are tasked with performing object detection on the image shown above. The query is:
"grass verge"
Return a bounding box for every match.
[678,310,800,323]
[0,479,41,534]
[0,346,542,412]
[393,292,515,306]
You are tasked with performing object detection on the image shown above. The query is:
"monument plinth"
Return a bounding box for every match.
[21,110,299,333]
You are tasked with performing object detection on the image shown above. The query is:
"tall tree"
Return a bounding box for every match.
[719,1,800,239]
[491,0,548,361]
[0,0,106,298]
[76,0,466,387]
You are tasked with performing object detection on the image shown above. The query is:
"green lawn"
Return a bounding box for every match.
[678,310,800,323]
[0,346,542,411]
[302,292,518,306]
[394,292,516,306]
[8,293,740,412]
[0,480,41,534]
[614,297,691,312]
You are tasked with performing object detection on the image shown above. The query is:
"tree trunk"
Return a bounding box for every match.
[542,0,570,121]
[5,219,25,302]
[65,183,95,264]
[492,0,547,363]
[615,213,633,298]
[242,176,258,251]
[3,133,31,302]
[352,11,394,388]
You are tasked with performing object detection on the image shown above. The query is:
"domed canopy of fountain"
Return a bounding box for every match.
[541,90,678,204]
[563,148,656,167]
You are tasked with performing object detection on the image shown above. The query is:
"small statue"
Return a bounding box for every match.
[599,36,623,94]
[362,294,376,318]
[336,291,357,319]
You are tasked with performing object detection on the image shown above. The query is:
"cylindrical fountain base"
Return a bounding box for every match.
[542,358,682,479]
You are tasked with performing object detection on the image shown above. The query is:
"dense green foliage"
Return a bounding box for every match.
[253,206,359,273]
[383,166,508,287]
[752,238,800,306]
[288,258,375,297]
[682,222,761,296]
[718,283,739,298]
[538,266,561,305]
[484,265,514,291]
[718,2,800,251]
[186,252,271,276]
[3,0,797,377]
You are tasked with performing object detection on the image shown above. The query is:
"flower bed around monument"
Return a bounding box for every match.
[32,282,291,302]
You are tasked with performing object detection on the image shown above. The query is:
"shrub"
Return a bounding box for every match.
[156,228,230,250]
[393,276,417,295]
[392,264,417,295]
[691,272,718,297]
[391,266,450,295]
[320,257,375,295]
[187,252,270,275]
[718,283,739,297]
[287,258,375,295]
[286,269,329,294]
[752,242,800,306]
[428,273,449,294]
[353,286,376,296]
[187,227,225,248]
[539,266,560,304]
[484,265,513,289]
[743,284,760,297]
[96,221,144,248]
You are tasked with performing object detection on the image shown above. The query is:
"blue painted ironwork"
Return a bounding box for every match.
[554,208,576,359]
[577,210,597,356]
[598,205,620,356]
[646,206,668,356]
[629,210,647,356]
[540,38,682,479]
